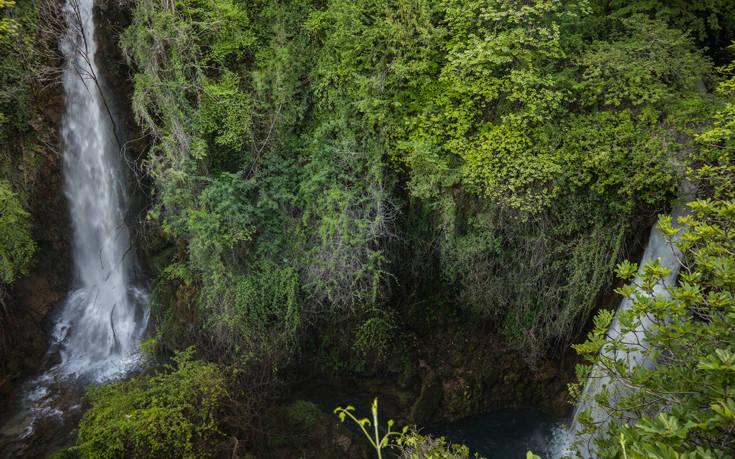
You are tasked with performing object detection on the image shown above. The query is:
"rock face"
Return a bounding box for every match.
[439,343,571,422]
[407,331,573,425]
[292,325,573,439]
[411,369,443,425]
[261,400,371,459]
[93,0,142,151]
[0,3,69,399]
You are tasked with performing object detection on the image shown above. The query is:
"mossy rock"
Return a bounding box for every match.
[48,447,80,459]
[267,400,329,449]
[410,370,442,425]
[442,374,483,420]
[261,399,372,458]
[398,360,419,389]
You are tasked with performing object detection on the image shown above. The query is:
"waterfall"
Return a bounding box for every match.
[54,0,149,381]
[562,201,689,457]
[0,0,148,450]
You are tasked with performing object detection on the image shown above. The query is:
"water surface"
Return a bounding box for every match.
[429,409,569,458]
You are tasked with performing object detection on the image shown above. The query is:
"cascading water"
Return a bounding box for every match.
[0,0,148,453]
[559,200,689,458]
[54,0,148,381]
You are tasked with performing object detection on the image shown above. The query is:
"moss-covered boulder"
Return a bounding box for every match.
[263,400,369,459]
[410,369,443,425]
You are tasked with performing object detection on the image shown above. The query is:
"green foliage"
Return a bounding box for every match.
[0,180,34,284]
[600,0,735,46]
[405,0,573,214]
[72,350,228,459]
[121,0,722,371]
[301,0,705,359]
[298,134,392,315]
[201,260,300,362]
[558,111,676,213]
[573,197,735,454]
[184,173,258,272]
[0,1,17,46]
[0,0,44,194]
[335,398,407,459]
[697,43,735,161]
[578,15,708,108]
[123,0,297,367]
[397,431,485,459]
[436,197,630,359]
[403,5,704,358]
[123,0,394,373]
[352,310,398,368]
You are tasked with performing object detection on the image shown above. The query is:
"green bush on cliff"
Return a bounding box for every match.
[303,0,710,359]
[116,2,735,453]
[122,0,394,373]
[0,180,34,285]
[0,0,39,289]
[122,0,717,371]
[73,350,228,459]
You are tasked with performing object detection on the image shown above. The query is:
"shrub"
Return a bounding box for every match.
[73,350,228,459]
[352,310,398,369]
[0,180,34,285]
[397,431,484,459]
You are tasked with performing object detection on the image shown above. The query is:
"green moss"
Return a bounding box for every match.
[0,180,34,284]
[267,400,330,449]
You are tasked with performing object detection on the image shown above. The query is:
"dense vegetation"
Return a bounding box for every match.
[0,1,34,294]
[68,350,228,459]
[121,0,715,369]
[0,0,54,367]
[0,0,734,457]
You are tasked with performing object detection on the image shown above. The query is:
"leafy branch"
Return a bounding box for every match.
[334,398,407,459]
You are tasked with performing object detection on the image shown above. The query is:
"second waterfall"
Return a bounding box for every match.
[56,0,148,380]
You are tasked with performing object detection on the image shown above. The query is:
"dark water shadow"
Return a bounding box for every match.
[426,409,570,459]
